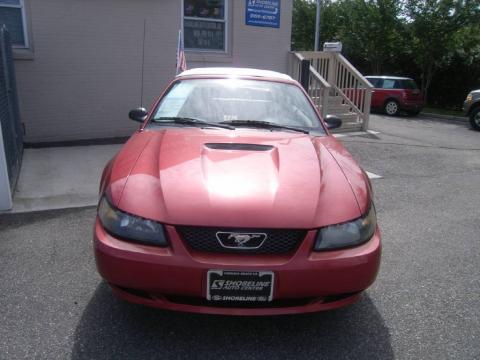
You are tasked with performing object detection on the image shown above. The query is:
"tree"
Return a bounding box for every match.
[403,0,480,101]
[291,0,317,50]
[292,0,404,73]
[291,0,480,107]
[291,0,342,51]
[335,0,404,74]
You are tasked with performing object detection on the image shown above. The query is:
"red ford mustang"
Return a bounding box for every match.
[94,68,381,316]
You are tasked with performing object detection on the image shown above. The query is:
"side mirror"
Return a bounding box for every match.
[129,107,148,123]
[325,115,342,130]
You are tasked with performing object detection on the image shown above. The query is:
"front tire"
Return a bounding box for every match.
[469,107,480,131]
[384,100,400,116]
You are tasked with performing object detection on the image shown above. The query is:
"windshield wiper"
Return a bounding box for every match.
[220,120,309,134]
[152,117,235,130]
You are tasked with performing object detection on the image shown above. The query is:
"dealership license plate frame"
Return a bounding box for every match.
[207,270,274,302]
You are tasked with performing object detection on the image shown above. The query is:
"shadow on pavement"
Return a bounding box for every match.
[0,206,95,229]
[72,282,393,360]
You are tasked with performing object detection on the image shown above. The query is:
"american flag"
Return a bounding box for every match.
[176,30,187,75]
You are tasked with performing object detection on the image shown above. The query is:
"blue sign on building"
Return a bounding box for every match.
[245,0,281,28]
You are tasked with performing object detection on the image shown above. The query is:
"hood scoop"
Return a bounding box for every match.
[200,142,280,205]
[205,143,273,151]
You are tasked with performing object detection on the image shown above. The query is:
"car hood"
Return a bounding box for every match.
[107,128,370,229]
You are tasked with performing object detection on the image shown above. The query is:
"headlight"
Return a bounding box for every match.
[314,205,377,251]
[466,94,473,102]
[98,197,168,247]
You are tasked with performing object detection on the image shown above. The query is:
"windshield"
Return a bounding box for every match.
[152,78,323,131]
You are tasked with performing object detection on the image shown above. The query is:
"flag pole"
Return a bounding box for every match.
[176,30,181,75]
[140,19,146,106]
[176,29,187,75]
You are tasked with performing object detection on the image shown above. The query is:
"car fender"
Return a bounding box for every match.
[101,132,156,206]
[383,95,401,105]
[467,101,480,116]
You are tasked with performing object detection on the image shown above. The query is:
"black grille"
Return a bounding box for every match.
[176,226,307,254]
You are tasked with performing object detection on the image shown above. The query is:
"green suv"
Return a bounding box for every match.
[464,90,480,131]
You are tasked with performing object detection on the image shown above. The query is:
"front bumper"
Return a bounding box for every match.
[94,219,381,315]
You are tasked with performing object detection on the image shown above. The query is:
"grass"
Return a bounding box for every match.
[423,107,464,117]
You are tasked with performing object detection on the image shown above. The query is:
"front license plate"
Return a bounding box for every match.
[207,270,274,302]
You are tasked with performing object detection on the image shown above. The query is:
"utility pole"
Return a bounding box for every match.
[314,0,321,51]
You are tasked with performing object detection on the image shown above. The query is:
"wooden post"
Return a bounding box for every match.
[362,87,372,131]
[326,52,337,90]
[300,59,310,92]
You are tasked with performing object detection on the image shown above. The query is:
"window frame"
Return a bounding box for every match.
[0,0,29,48]
[181,0,229,54]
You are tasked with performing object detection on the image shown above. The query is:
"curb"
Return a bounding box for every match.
[420,112,468,123]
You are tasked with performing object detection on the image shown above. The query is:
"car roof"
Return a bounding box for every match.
[178,67,293,81]
[366,76,414,81]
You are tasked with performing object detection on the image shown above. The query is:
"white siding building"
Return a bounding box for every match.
[1,0,292,142]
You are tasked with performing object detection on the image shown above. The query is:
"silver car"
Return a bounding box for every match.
[463,90,480,131]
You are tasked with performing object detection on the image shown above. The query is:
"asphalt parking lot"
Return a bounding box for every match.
[1,114,479,359]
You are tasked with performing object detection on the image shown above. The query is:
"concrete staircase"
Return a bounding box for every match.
[289,51,373,132]
[313,95,361,131]
[325,96,360,131]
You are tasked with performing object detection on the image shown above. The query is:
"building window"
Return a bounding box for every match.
[0,0,28,47]
[183,0,227,52]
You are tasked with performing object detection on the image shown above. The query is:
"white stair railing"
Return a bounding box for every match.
[288,52,331,118]
[289,51,373,131]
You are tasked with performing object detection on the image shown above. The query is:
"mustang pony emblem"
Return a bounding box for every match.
[216,232,268,249]
[228,233,261,246]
